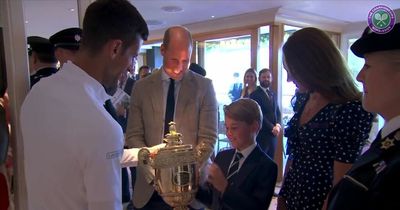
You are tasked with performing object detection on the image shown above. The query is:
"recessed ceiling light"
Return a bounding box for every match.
[69,8,75,12]
[161,6,184,13]
[147,20,165,26]
[25,20,29,24]
[211,16,215,18]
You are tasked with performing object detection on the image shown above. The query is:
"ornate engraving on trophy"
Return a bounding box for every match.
[173,166,191,186]
[138,122,214,210]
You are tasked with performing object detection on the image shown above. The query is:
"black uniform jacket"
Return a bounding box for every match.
[328,127,400,210]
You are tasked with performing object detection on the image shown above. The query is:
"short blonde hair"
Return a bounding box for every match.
[224,98,262,127]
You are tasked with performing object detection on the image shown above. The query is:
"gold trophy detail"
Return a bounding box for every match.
[138,122,213,210]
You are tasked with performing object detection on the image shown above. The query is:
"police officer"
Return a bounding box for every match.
[27,36,57,87]
[328,23,400,210]
[49,27,82,68]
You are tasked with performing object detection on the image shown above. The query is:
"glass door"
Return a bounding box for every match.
[203,35,251,153]
[281,25,302,170]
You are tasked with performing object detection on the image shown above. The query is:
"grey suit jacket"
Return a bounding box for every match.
[126,69,218,208]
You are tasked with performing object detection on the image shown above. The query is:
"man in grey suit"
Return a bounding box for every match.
[125,26,218,210]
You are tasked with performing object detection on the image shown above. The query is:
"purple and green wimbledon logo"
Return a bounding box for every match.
[368,5,396,34]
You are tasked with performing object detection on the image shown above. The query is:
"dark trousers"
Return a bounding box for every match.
[126,167,137,210]
[256,133,277,159]
[130,167,137,192]
[122,168,130,203]
[134,192,203,210]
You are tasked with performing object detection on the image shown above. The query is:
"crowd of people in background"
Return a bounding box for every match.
[0,0,398,210]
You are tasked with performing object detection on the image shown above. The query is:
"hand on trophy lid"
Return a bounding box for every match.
[147,143,166,157]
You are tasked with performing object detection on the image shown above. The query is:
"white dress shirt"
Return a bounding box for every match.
[234,143,257,170]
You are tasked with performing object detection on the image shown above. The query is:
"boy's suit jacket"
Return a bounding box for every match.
[197,146,277,210]
[126,69,218,208]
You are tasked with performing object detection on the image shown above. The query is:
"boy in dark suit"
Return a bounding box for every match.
[197,98,277,210]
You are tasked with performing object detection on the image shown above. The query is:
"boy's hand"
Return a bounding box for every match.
[207,163,228,194]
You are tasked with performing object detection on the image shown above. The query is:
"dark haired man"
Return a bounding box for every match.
[20,0,149,209]
[137,65,151,79]
[250,68,281,159]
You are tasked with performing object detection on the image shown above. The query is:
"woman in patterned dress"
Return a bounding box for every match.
[277,27,374,210]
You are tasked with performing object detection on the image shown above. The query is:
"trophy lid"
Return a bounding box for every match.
[163,122,183,147]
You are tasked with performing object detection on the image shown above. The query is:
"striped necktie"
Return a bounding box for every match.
[226,152,243,180]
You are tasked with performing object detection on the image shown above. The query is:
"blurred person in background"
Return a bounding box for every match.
[27,36,57,87]
[240,68,257,98]
[137,65,151,79]
[250,68,281,159]
[228,72,242,102]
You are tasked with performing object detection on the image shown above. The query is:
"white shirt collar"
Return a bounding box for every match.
[236,143,257,159]
[382,115,400,138]
[63,61,111,104]
[260,86,270,93]
[161,67,187,82]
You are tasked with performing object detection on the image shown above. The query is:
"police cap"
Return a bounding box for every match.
[351,23,400,58]
[27,36,55,56]
[49,27,82,50]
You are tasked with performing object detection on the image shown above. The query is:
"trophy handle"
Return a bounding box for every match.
[138,148,151,165]
[138,148,156,185]
[194,141,214,168]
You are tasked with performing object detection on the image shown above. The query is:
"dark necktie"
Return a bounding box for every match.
[265,88,271,100]
[104,99,118,121]
[226,152,243,180]
[164,78,175,135]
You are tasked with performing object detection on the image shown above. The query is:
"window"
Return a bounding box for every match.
[257,26,270,70]
[347,38,364,91]
[203,35,251,152]
[281,25,302,170]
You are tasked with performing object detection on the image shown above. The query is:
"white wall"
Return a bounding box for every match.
[0,0,30,209]
[341,8,400,58]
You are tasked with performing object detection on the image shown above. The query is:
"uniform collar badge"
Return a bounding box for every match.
[74,34,81,42]
[373,160,387,174]
[381,137,395,150]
